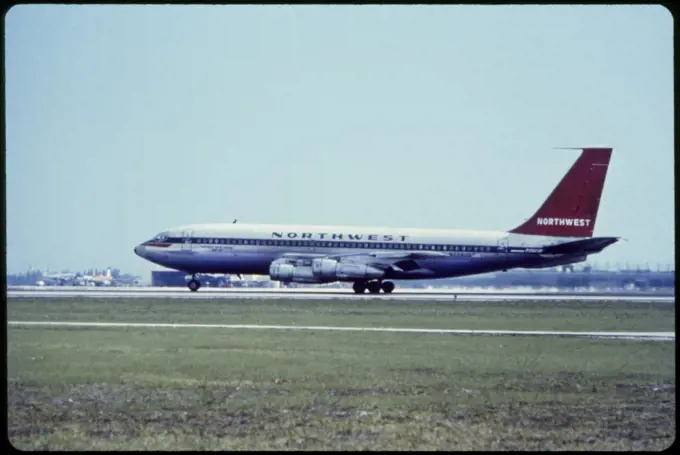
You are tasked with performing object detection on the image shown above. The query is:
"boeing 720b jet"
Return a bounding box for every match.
[135,147,618,293]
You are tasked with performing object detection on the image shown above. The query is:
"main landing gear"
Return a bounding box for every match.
[187,274,201,292]
[353,280,395,294]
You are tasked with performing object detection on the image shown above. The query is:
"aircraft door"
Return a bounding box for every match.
[497,237,509,255]
[181,229,193,250]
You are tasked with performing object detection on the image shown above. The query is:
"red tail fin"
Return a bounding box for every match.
[509,147,613,238]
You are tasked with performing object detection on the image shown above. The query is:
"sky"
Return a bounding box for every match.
[5,4,674,277]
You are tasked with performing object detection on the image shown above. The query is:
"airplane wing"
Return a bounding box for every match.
[280,250,450,272]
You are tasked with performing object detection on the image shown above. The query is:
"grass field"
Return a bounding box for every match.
[7,297,676,450]
[7,296,676,331]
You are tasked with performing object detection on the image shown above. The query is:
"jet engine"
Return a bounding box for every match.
[269,259,321,283]
[311,258,384,280]
[269,257,385,283]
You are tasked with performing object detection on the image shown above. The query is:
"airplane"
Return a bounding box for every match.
[36,271,81,286]
[84,268,116,286]
[134,147,618,294]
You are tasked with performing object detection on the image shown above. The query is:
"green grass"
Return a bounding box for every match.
[7,296,676,332]
[7,297,676,450]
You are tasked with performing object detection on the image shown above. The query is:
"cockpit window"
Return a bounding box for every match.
[153,233,168,241]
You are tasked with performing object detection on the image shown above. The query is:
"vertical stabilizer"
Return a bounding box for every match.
[509,147,612,238]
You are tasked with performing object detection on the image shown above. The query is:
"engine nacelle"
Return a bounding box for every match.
[269,257,385,283]
[312,258,385,280]
[269,259,324,283]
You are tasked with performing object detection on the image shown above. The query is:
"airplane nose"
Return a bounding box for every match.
[134,245,145,257]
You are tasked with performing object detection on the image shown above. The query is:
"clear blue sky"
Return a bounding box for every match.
[5,5,674,277]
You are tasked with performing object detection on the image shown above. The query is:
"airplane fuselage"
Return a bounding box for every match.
[135,223,594,281]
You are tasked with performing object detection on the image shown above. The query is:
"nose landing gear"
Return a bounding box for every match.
[187,274,201,292]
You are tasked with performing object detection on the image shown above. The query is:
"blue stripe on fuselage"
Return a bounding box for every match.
[143,246,551,279]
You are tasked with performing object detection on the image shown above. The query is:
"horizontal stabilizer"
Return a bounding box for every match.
[542,237,619,255]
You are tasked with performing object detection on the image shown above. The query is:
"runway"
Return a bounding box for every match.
[7,320,674,341]
[6,286,675,302]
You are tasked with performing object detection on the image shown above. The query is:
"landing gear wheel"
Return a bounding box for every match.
[188,279,201,292]
[381,281,395,294]
[352,282,366,294]
[367,281,381,294]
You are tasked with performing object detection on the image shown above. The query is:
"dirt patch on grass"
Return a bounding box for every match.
[8,378,675,450]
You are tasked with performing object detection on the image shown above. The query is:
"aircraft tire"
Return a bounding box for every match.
[188,279,201,292]
[367,281,381,294]
[352,282,366,294]
[381,281,395,294]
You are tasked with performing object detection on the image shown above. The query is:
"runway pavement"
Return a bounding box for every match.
[6,286,675,302]
[7,320,675,341]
